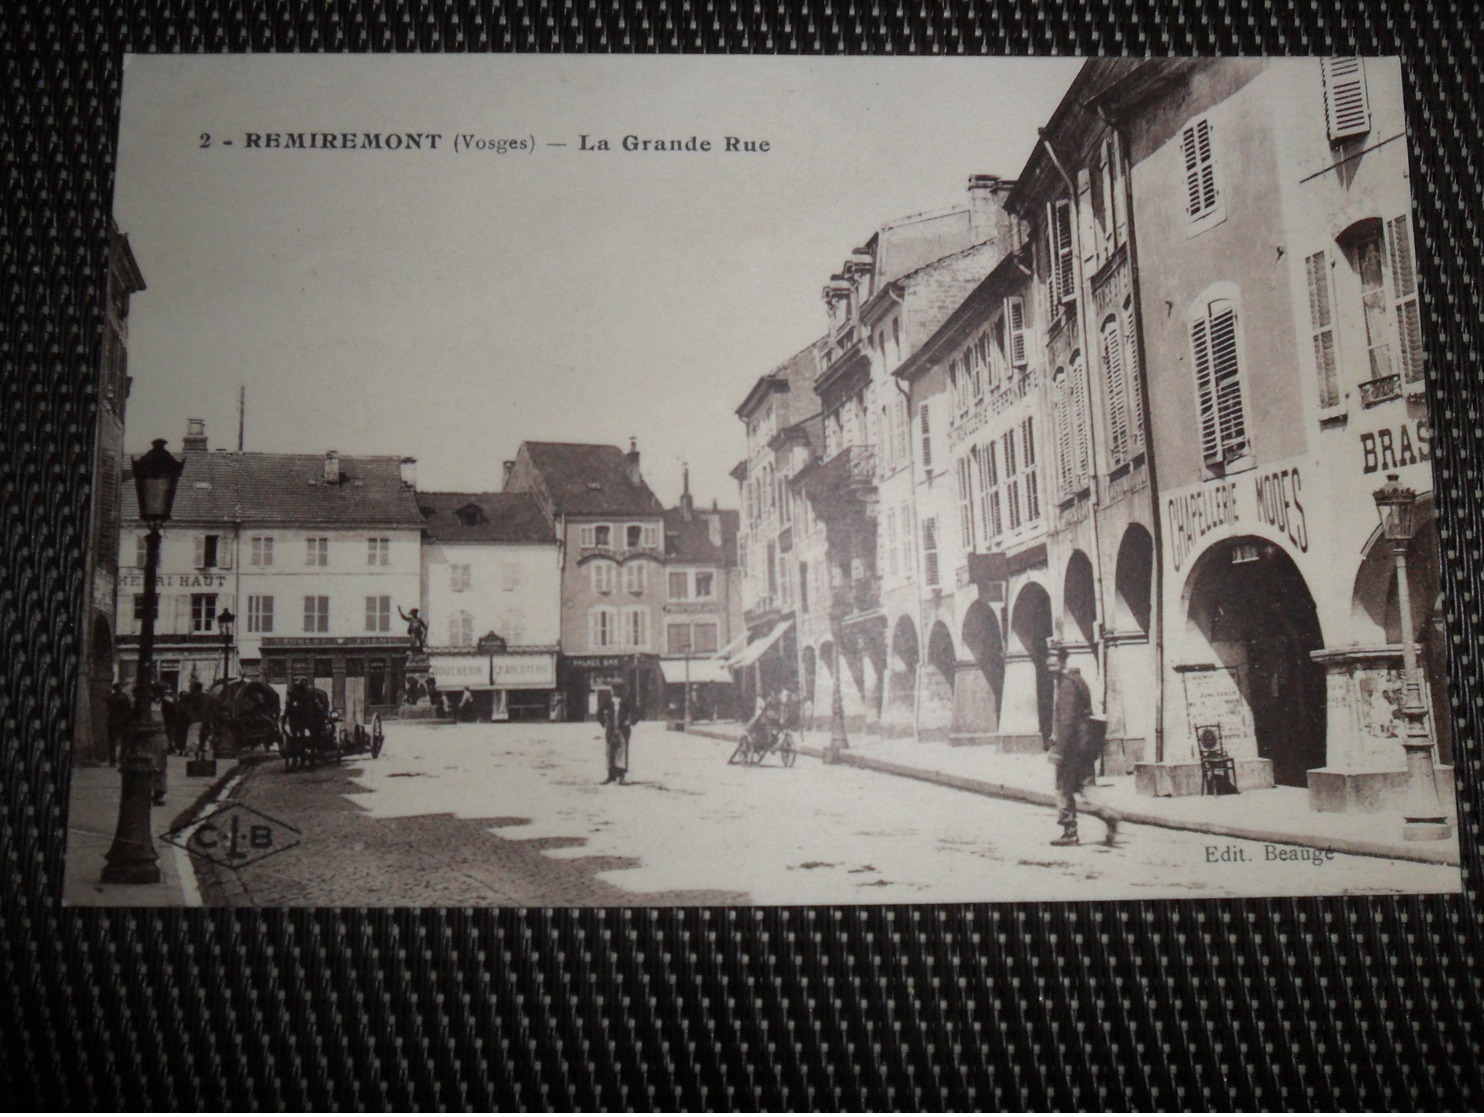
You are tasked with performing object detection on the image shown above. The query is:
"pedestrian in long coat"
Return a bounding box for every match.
[104,683,131,767]
[598,681,635,785]
[1047,646,1119,846]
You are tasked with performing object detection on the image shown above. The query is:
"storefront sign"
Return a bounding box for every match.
[1180,665,1258,759]
[663,602,723,615]
[1166,461,1309,573]
[430,653,557,688]
[566,655,625,671]
[261,636,408,648]
[119,572,230,589]
[1359,417,1431,475]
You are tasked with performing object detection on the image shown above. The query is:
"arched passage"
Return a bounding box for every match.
[1062,550,1098,650]
[883,615,920,735]
[1185,537,1325,787]
[919,620,957,739]
[959,600,1005,735]
[1112,526,1154,636]
[1009,582,1055,746]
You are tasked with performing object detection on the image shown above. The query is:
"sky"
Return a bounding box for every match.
[114,54,1081,509]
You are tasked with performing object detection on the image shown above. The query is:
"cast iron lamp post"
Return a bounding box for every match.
[102,439,184,883]
[1372,473,1451,842]
[217,606,235,682]
[823,562,849,764]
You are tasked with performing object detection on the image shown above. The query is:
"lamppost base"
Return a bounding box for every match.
[1403,818,1453,842]
[101,759,162,884]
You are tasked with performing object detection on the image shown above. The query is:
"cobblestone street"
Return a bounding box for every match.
[194,722,1460,906]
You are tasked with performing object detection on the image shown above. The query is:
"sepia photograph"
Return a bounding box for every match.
[63,54,1462,907]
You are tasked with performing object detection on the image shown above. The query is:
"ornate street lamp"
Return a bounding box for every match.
[1372,473,1451,842]
[823,562,850,764]
[102,440,184,884]
[217,606,235,682]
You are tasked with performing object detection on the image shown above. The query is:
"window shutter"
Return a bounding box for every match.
[1125,311,1145,455]
[1181,119,1219,220]
[1077,168,1097,272]
[1070,359,1092,485]
[957,455,975,552]
[1103,317,1129,466]
[1054,374,1074,499]
[1110,131,1129,246]
[217,535,233,569]
[1006,297,1028,367]
[1305,250,1341,408]
[1054,201,1076,304]
[194,535,205,568]
[919,403,933,470]
[1209,303,1247,460]
[1386,216,1425,383]
[1023,417,1041,522]
[1005,432,1022,529]
[1190,313,1220,463]
[173,595,190,634]
[922,518,940,589]
[1322,57,1371,142]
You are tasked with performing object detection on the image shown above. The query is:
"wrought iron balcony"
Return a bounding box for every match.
[1359,373,1402,408]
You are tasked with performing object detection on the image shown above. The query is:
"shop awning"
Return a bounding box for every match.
[658,658,735,685]
[730,618,795,669]
[715,630,748,661]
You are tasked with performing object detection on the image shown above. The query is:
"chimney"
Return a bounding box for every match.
[324,450,340,484]
[400,456,417,489]
[680,463,694,521]
[182,418,208,452]
[625,436,642,486]
[501,460,515,491]
[967,173,1014,245]
[708,513,722,549]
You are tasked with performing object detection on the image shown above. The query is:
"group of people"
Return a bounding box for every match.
[103,679,205,805]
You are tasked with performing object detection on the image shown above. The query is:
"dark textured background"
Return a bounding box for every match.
[3,1,1481,1110]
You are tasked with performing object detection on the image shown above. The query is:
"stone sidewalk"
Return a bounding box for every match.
[62,755,240,907]
[684,724,1462,867]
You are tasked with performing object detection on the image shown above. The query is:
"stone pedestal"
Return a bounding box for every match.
[998,654,1043,749]
[1308,765,1456,815]
[1135,757,1274,797]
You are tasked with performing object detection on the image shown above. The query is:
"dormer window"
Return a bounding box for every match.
[455,502,486,527]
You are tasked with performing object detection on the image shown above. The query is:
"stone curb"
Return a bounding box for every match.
[681,726,1460,867]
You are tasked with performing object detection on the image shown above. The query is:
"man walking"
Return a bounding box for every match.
[598,680,635,785]
[104,682,131,767]
[1047,644,1119,847]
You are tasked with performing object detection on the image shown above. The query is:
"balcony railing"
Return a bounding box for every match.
[1359,373,1402,408]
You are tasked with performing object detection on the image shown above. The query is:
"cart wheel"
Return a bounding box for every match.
[749,737,766,765]
[728,733,751,766]
[370,713,384,759]
[780,731,796,768]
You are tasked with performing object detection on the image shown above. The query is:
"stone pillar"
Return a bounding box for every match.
[917,660,955,741]
[950,662,997,745]
[998,652,1044,752]
[1306,646,1455,815]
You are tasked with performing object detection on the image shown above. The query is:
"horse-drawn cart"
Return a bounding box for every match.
[281,681,384,771]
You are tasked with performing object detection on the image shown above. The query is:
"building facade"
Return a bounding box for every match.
[117,423,423,721]
[505,440,669,720]
[659,472,743,720]
[1099,57,1449,807]
[732,341,822,716]
[75,221,145,764]
[418,491,561,721]
[793,177,1017,737]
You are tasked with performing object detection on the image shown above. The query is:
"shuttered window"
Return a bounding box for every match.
[1386,216,1424,383]
[919,403,934,470]
[1006,296,1028,367]
[1181,118,1221,225]
[1022,417,1041,523]
[1069,354,1092,488]
[1052,201,1076,304]
[1125,310,1145,456]
[1322,57,1371,143]
[922,518,940,590]
[1054,370,1074,499]
[978,442,1002,543]
[1306,250,1341,408]
[956,455,976,552]
[1103,315,1132,466]
[1005,431,1022,530]
[1190,298,1250,468]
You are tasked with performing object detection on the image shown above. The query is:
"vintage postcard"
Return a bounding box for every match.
[63,55,1463,907]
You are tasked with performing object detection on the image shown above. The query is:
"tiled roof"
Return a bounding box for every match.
[418,491,555,544]
[120,450,424,527]
[518,442,664,517]
[664,506,740,565]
